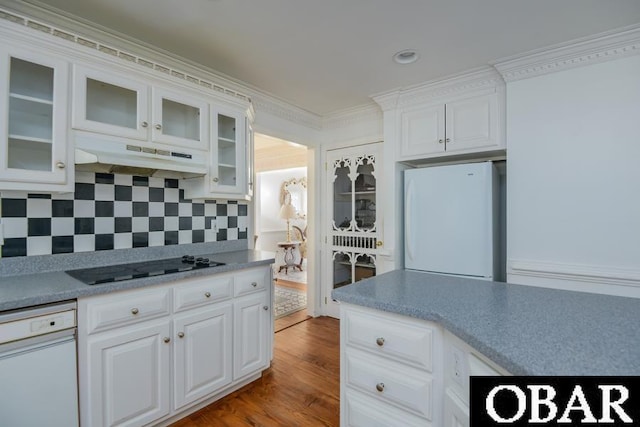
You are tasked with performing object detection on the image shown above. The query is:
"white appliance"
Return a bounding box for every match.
[404,162,498,279]
[0,301,79,427]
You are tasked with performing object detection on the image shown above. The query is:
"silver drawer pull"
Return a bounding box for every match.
[163,337,170,343]
[263,306,269,311]
[376,383,385,392]
[205,292,211,298]
[251,282,258,287]
[155,124,162,130]
[177,332,184,338]
[376,337,385,347]
[131,308,139,315]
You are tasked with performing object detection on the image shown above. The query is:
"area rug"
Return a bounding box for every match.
[274,285,307,319]
[274,260,307,284]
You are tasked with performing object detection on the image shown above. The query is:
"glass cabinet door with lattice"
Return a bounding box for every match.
[325,142,382,318]
[0,46,70,191]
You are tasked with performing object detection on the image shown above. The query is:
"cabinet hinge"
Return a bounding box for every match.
[325,162,327,170]
[325,297,327,304]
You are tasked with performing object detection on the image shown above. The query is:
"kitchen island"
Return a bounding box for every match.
[332,269,640,426]
[332,269,640,376]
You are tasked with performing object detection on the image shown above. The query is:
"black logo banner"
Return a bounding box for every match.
[471,376,640,426]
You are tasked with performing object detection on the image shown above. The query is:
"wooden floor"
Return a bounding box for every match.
[274,308,311,332]
[170,316,340,427]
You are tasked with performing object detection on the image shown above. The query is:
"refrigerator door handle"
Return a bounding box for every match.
[405,178,415,262]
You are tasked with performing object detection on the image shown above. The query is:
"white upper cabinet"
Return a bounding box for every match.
[210,108,245,194]
[400,91,503,160]
[72,65,209,150]
[0,45,71,191]
[151,87,208,150]
[183,106,252,200]
[72,65,149,140]
[444,92,500,153]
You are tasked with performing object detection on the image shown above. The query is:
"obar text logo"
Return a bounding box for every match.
[471,377,640,426]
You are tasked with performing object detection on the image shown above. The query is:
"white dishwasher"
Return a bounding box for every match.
[0,300,79,427]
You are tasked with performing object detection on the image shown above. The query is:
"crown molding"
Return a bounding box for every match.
[0,1,323,132]
[373,66,504,110]
[251,93,322,130]
[323,102,382,130]
[493,23,640,82]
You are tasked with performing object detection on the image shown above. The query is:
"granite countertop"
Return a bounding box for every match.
[332,269,640,376]
[0,241,275,311]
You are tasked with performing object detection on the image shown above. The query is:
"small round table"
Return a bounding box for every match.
[277,241,303,274]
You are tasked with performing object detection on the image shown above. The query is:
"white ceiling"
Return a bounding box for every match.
[21,0,640,115]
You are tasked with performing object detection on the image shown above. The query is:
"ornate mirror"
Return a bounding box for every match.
[280,177,307,219]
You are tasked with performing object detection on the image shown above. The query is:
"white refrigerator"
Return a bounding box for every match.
[404,162,498,279]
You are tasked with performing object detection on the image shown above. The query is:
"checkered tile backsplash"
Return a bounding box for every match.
[0,172,248,257]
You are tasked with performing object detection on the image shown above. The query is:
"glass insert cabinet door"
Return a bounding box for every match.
[0,48,68,185]
[72,65,149,140]
[151,88,208,150]
[209,109,245,194]
[325,142,382,316]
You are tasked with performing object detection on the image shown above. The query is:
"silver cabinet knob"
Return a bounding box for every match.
[141,121,148,128]
[438,139,443,144]
[204,292,211,298]
[177,332,184,338]
[376,383,385,392]
[263,306,269,311]
[445,138,451,143]
[155,124,162,130]
[56,162,66,169]
[131,308,139,315]
[251,282,258,288]
[163,337,171,343]
[376,337,385,347]
[212,177,219,182]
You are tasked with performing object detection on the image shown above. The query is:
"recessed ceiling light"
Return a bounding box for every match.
[393,49,418,64]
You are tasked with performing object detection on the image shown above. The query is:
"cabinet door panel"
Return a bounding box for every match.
[173,304,233,409]
[444,389,469,427]
[344,349,433,420]
[233,292,269,379]
[445,92,499,152]
[344,389,428,427]
[0,47,69,188]
[72,65,149,140]
[152,88,208,150]
[87,321,170,427]
[210,108,246,194]
[401,104,445,158]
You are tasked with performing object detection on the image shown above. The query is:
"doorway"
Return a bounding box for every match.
[253,133,312,330]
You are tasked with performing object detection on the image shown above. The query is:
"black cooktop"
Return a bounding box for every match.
[66,255,225,285]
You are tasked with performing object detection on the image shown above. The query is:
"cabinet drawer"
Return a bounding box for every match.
[234,268,268,297]
[345,349,433,420]
[343,307,434,371]
[173,274,233,312]
[85,287,171,334]
[344,389,429,427]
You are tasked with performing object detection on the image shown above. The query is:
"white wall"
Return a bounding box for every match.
[255,167,307,252]
[507,54,640,296]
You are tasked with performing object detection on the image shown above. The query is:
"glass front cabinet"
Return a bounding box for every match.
[325,143,382,317]
[72,65,208,150]
[0,46,71,191]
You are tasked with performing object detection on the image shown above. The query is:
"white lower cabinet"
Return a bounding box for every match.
[443,389,469,427]
[233,292,270,380]
[173,303,233,410]
[78,265,272,427]
[86,320,171,427]
[340,303,443,426]
[340,303,508,427]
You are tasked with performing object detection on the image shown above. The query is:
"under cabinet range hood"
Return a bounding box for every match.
[75,133,208,176]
